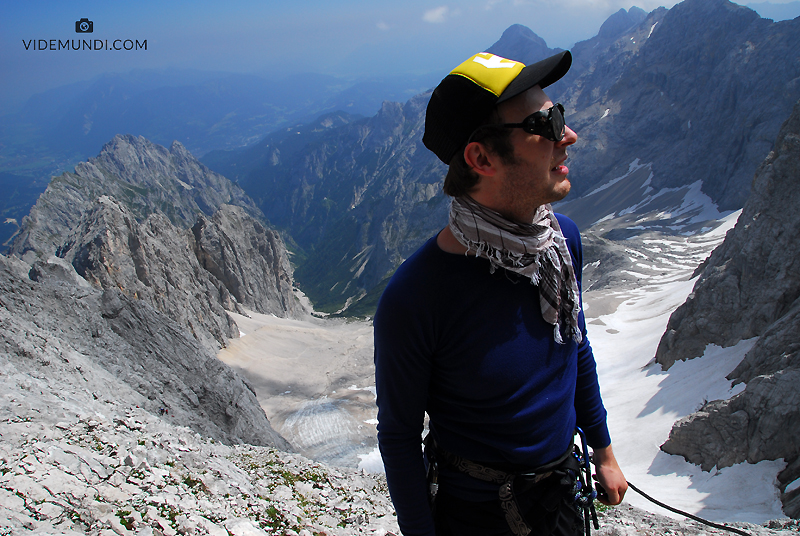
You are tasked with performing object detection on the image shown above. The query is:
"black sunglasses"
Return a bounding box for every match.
[499,103,566,142]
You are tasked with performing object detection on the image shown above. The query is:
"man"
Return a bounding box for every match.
[374,51,627,536]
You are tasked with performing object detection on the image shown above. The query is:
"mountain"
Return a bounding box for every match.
[485,24,564,65]
[204,0,800,314]
[10,134,260,261]
[553,0,800,212]
[10,134,301,351]
[656,99,800,518]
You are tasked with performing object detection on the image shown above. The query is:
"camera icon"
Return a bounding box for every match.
[75,18,93,33]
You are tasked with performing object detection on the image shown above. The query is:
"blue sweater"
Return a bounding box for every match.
[373,215,611,536]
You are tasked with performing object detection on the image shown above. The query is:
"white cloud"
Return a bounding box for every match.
[376,21,390,31]
[423,6,450,23]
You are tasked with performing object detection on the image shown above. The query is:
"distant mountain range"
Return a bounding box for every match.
[0,70,442,249]
[203,0,800,314]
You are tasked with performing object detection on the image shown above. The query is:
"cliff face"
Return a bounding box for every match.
[56,197,240,350]
[656,101,800,368]
[0,254,290,449]
[192,204,301,318]
[556,0,800,211]
[657,100,800,517]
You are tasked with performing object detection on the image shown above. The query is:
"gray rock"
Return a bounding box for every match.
[656,99,800,369]
[57,196,239,351]
[0,253,289,449]
[192,204,301,317]
[656,99,800,518]
[28,256,91,288]
[10,134,260,259]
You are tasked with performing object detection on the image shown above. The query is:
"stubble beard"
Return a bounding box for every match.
[499,155,571,223]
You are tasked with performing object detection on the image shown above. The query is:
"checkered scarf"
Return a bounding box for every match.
[449,195,582,344]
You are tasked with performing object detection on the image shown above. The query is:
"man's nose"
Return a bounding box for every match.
[559,125,578,146]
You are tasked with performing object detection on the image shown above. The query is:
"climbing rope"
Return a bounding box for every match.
[624,480,752,536]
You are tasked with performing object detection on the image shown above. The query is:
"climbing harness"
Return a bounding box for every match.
[573,427,600,535]
[426,429,601,536]
[426,428,754,536]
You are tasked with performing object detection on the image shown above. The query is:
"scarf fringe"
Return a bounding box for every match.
[449,196,583,345]
[451,225,546,286]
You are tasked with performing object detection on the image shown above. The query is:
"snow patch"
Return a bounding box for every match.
[586,158,648,197]
[358,447,385,473]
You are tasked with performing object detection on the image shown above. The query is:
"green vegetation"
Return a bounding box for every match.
[116,509,134,530]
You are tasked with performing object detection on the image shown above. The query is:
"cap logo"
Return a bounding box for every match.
[472,55,518,69]
[450,53,525,98]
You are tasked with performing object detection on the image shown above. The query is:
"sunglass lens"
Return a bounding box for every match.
[551,104,565,142]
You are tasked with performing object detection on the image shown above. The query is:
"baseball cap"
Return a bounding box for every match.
[423,50,572,164]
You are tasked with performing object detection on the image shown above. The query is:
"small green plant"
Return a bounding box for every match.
[593,500,612,514]
[116,509,134,530]
[182,474,205,490]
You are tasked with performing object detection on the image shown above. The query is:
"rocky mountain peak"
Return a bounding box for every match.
[10,134,260,260]
[485,24,562,66]
[10,135,302,352]
[598,7,648,38]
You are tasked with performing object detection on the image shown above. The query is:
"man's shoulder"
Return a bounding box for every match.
[379,235,442,301]
[375,234,445,326]
[554,213,580,240]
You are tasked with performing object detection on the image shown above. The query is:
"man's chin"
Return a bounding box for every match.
[550,177,571,203]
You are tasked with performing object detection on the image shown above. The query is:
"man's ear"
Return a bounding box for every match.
[463,141,499,178]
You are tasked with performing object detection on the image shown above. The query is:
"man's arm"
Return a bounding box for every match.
[374,265,437,536]
[592,444,628,505]
[558,213,627,504]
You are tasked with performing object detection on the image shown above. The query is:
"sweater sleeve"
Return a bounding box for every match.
[373,268,437,536]
[558,215,612,449]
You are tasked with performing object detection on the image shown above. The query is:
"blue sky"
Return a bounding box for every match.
[1,0,798,114]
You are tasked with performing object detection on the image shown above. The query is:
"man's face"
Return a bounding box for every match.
[493,86,577,222]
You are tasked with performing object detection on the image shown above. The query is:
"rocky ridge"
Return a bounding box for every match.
[556,0,800,211]
[656,100,800,517]
[10,134,260,261]
[0,253,289,450]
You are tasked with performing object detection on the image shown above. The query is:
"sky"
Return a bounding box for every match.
[1,0,799,114]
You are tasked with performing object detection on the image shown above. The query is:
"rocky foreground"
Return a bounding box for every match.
[2,402,799,536]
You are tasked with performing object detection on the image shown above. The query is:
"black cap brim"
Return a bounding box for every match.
[497,50,572,104]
